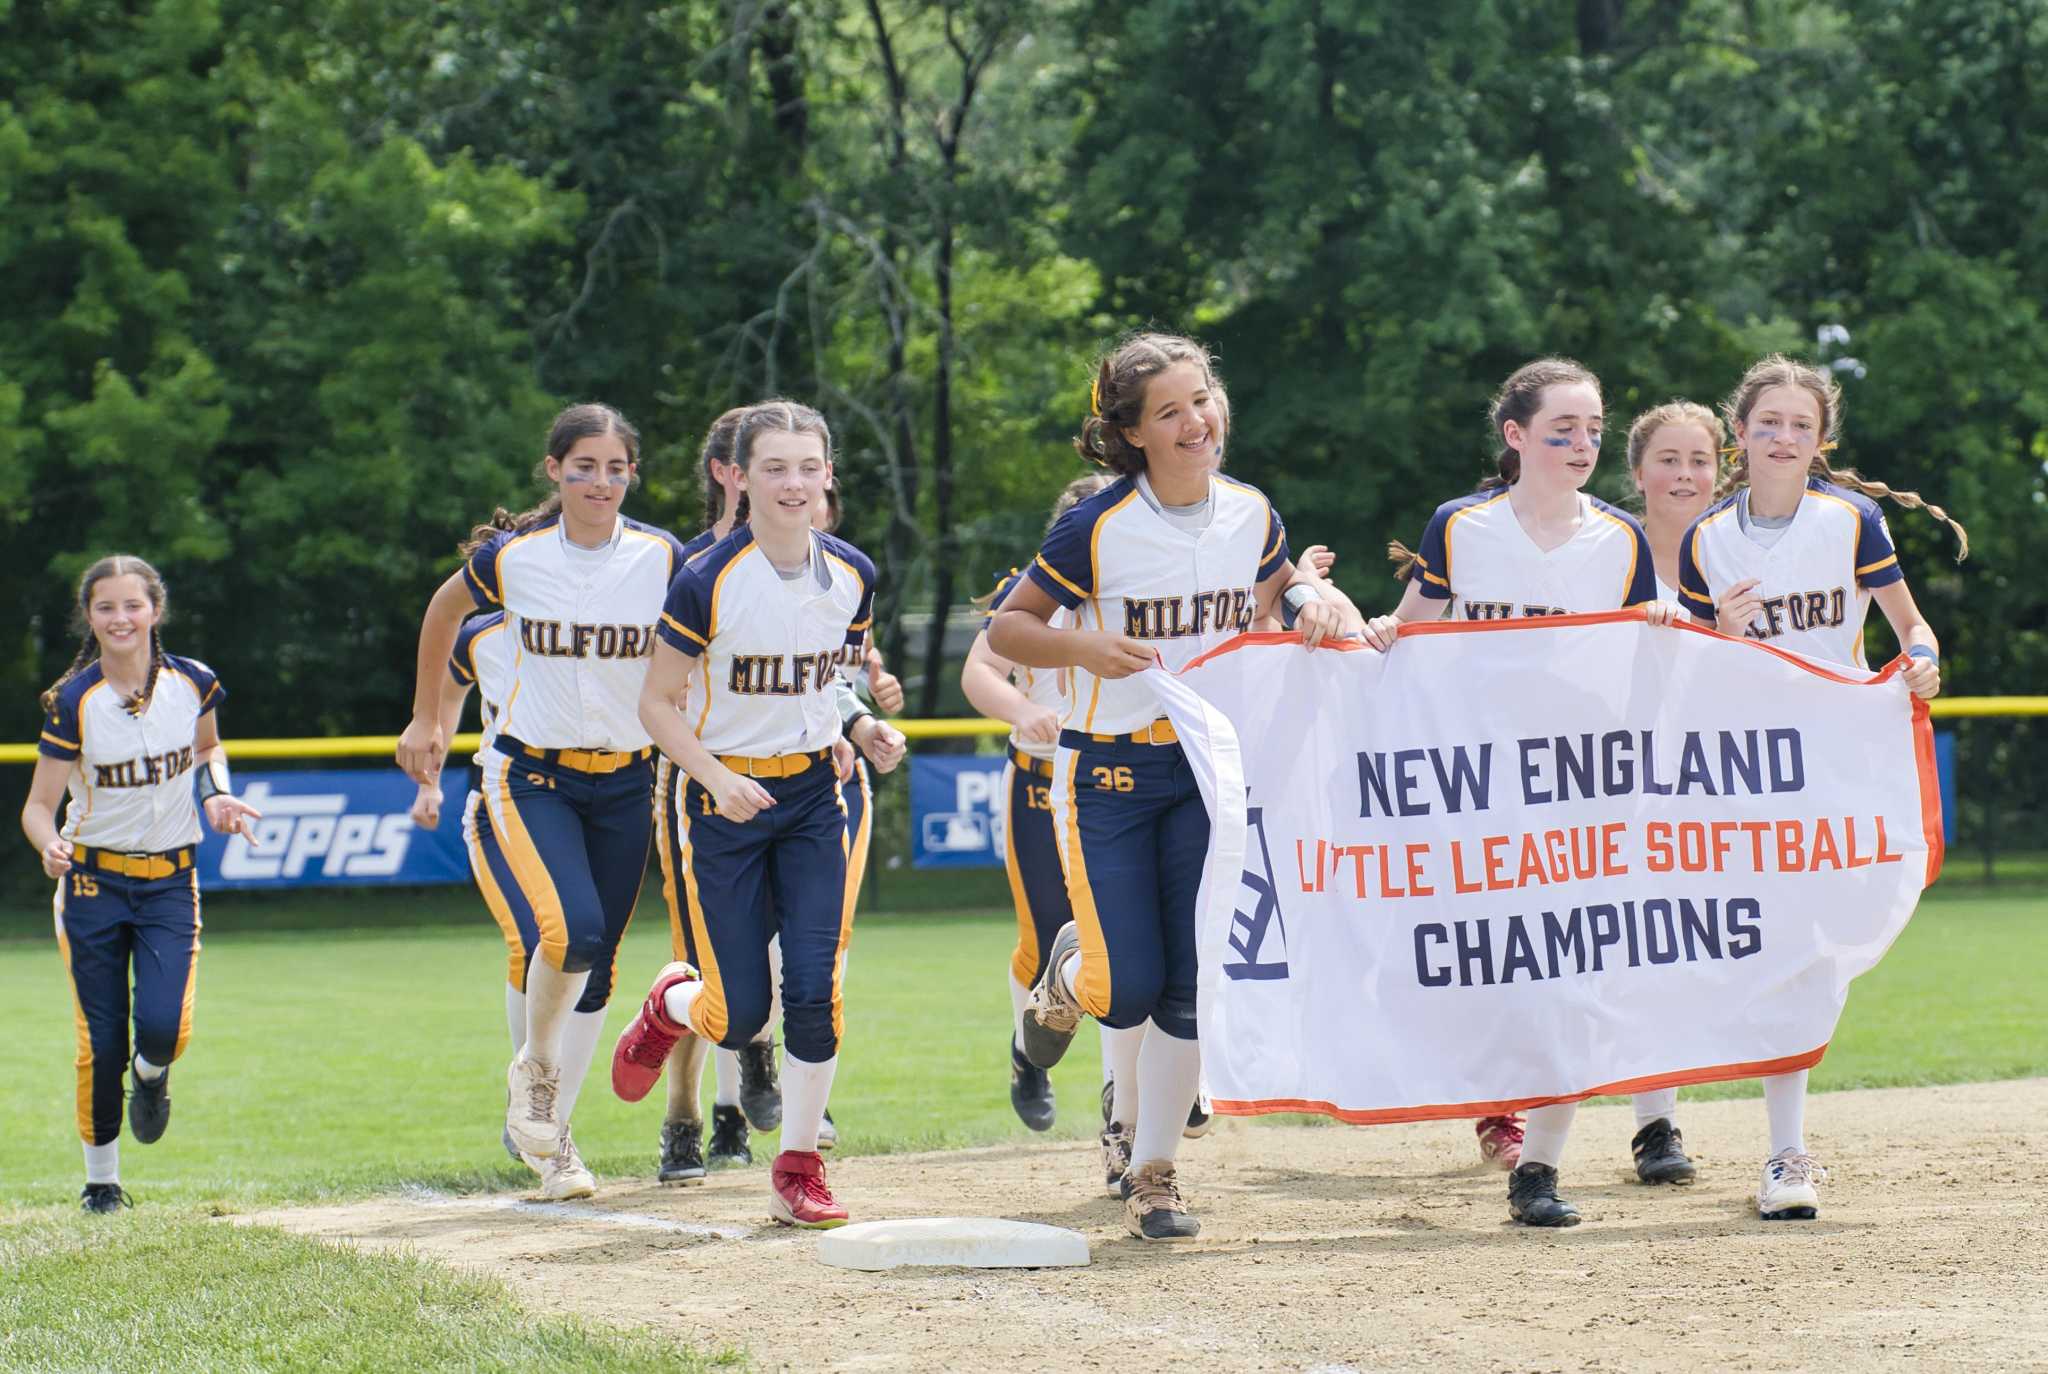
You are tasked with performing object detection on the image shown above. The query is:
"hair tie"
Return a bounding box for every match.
[1089,376,1102,417]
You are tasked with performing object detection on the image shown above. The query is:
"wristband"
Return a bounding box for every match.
[842,710,875,742]
[196,756,231,804]
[1907,645,1939,666]
[1280,582,1324,630]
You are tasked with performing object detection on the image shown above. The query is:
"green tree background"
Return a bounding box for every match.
[4,0,2042,747]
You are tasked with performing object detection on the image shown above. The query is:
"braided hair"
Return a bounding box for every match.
[41,555,170,715]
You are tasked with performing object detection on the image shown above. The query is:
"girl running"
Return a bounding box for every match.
[397,402,688,1202]
[1370,357,1677,1226]
[961,472,1113,1137]
[21,555,260,1212]
[610,400,907,1229]
[1677,354,1963,1221]
[991,332,1362,1241]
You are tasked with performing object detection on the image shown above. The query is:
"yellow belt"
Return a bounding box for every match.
[1087,718,1179,746]
[514,742,652,774]
[75,846,195,880]
[717,748,832,779]
[1008,746,1054,778]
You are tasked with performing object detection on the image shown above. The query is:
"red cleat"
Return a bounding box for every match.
[769,1150,849,1229]
[610,962,698,1102]
[1476,1114,1525,1170]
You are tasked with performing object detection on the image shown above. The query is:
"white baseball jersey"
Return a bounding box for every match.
[39,656,225,852]
[1677,478,1903,669]
[1410,489,1655,618]
[984,567,1069,761]
[656,526,876,756]
[448,611,511,747]
[1026,473,1287,735]
[1655,573,1678,603]
[463,513,687,750]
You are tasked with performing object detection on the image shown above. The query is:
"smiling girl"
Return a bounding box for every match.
[990,332,1362,1240]
[22,555,260,1213]
[1677,354,1965,1221]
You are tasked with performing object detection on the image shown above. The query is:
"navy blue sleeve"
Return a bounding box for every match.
[168,656,226,714]
[1410,506,1454,600]
[843,547,877,648]
[1025,504,1096,610]
[1621,517,1657,608]
[1676,520,1716,619]
[1258,504,1290,582]
[449,618,483,685]
[658,566,713,657]
[462,530,510,609]
[1855,502,1904,589]
[38,690,81,761]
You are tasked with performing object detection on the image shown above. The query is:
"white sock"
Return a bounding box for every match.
[132,1053,166,1084]
[779,1053,838,1154]
[1008,971,1030,1048]
[1055,950,1080,1003]
[713,1047,741,1108]
[1104,1023,1144,1126]
[84,1141,119,1185]
[554,1008,607,1122]
[1764,1070,1808,1155]
[1129,1028,1200,1167]
[1633,1088,1679,1129]
[1520,1102,1579,1169]
[662,977,703,1033]
[505,984,527,1055]
[523,959,591,1071]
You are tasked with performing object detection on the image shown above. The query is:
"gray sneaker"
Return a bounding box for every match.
[1121,1162,1200,1241]
[1020,922,1082,1069]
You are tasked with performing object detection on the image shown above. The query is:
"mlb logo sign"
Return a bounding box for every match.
[908,755,1008,869]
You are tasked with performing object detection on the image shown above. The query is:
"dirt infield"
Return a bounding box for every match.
[240,1080,2047,1372]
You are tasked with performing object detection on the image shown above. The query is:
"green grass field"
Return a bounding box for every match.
[1,885,2042,1370]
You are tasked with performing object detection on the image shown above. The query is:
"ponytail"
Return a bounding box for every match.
[1385,540,1423,583]
[1817,457,1970,562]
[1476,447,1521,493]
[39,627,100,716]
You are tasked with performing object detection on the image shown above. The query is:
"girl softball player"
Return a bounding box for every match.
[961,473,1113,1138]
[397,402,689,1201]
[1676,354,1963,1221]
[1370,357,1680,1225]
[20,555,260,1212]
[990,332,1362,1241]
[610,400,907,1229]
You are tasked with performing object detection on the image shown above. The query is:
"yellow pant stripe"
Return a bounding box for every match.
[482,752,569,970]
[53,882,97,1143]
[675,800,729,1044]
[464,790,526,988]
[831,768,870,1042]
[1002,763,1041,987]
[172,871,201,1061]
[1054,750,1113,1017]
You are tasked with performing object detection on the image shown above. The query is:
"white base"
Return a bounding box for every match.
[816,1217,1090,1271]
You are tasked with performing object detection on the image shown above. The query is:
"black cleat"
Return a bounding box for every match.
[1508,1162,1582,1227]
[1019,922,1082,1069]
[737,1039,782,1132]
[80,1182,132,1215]
[817,1108,838,1151]
[1010,1040,1056,1132]
[1183,1090,1213,1140]
[659,1119,707,1184]
[707,1103,752,1168]
[1632,1118,1698,1185]
[1121,1162,1200,1241]
[127,1061,170,1145]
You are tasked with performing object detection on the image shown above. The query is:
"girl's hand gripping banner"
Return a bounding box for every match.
[1147,611,1942,1124]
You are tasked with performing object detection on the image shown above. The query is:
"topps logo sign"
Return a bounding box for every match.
[219,781,416,881]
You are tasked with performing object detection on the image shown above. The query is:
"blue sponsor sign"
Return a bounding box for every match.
[1934,730,1955,847]
[198,769,470,890]
[908,754,1007,868]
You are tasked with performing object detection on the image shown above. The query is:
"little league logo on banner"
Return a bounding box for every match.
[1149,611,1942,1125]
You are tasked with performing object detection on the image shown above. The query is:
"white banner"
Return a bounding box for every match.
[1148,611,1942,1124]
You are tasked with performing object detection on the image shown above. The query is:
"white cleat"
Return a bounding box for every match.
[506,1054,562,1159]
[816,1109,838,1151]
[1758,1148,1827,1220]
[534,1129,596,1201]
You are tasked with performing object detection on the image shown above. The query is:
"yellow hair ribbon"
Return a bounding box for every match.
[1089,376,1102,417]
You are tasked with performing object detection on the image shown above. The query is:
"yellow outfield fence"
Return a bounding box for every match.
[1,700,2044,766]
